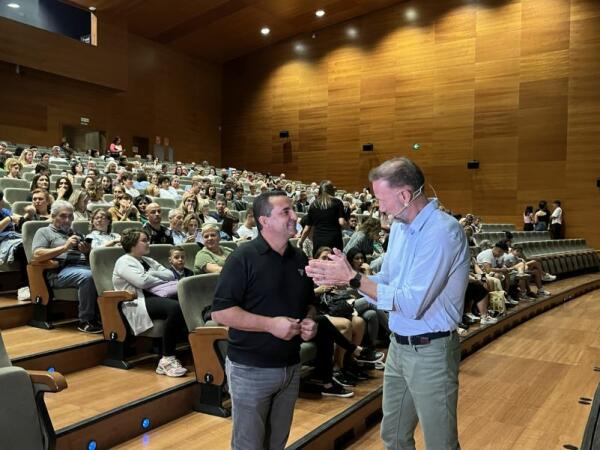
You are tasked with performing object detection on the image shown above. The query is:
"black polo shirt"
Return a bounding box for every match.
[143,223,174,245]
[212,233,316,368]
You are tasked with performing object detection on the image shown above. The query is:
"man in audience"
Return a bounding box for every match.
[211,190,318,450]
[31,200,101,334]
[158,175,180,200]
[235,208,258,241]
[49,146,67,163]
[550,200,563,239]
[231,187,247,212]
[168,209,191,245]
[343,214,358,237]
[209,199,229,223]
[143,203,174,244]
[295,190,310,213]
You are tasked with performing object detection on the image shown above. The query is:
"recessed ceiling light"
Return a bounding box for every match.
[294,42,306,54]
[88,6,96,11]
[315,9,325,18]
[7,3,20,8]
[405,7,418,21]
[260,27,270,36]
[346,27,358,38]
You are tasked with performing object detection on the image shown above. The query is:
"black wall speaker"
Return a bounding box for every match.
[597,178,600,188]
[362,143,374,152]
[279,131,289,139]
[467,160,480,169]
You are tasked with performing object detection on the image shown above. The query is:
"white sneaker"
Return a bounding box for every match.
[465,313,480,321]
[480,315,498,325]
[538,289,551,296]
[156,356,188,377]
[505,296,519,305]
[542,273,557,282]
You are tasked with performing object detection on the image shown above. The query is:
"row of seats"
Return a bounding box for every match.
[473,231,550,247]
[479,223,516,232]
[520,239,599,275]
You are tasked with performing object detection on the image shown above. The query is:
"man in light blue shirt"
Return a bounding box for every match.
[307,157,469,450]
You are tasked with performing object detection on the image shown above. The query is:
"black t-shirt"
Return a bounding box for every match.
[143,223,174,245]
[306,197,345,252]
[212,234,316,368]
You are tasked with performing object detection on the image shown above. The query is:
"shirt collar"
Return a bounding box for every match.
[255,233,294,257]
[406,198,439,233]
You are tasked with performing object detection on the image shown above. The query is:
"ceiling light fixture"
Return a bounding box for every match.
[7,3,20,8]
[315,9,325,17]
[405,7,418,21]
[88,6,96,11]
[260,27,270,36]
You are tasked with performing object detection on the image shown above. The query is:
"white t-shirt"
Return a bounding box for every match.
[476,249,503,268]
[551,207,562,224]
[236,225,258,240]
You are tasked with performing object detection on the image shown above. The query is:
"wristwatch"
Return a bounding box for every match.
[349,272,362,289]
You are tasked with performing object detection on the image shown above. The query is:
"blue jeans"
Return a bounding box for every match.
[49,265,97,322]
[381,332,461,450]
[225,358,300,450]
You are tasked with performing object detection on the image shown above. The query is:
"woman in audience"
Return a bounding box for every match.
[299,180,345,256]
[207,185,217,200]
[4,158,22,179]
[108,193,139,222]
[70,161,84,180]
[534,200,550,231]
[235,208,258,241]
[69,189,90,220]
[134,195,152,225]
[105,161,118,174]
[54,176,73,202]
[86,185,105,211]
[464,272,498,326]
[146,173,160,197]
[100,175,113,195]
[122,173,140,199]
[108,136,124,158]
[343,217,382,257]
[86,208,121,248]
[180,192,200,216]
[523,206,534,231]
[81,175,96,194]
[113,229,187,377]
[27,174,51,201]
[18,149,35,167]
[193,223,233,274]
[183,213,203,243]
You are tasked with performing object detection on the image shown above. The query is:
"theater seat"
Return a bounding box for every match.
[22,221,79,329]
[0,329,67,450]
[111,221,143,235]
[3,187,30,203]
[90,246,167,369]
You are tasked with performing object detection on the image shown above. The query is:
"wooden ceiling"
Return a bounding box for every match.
[69,0,406,62]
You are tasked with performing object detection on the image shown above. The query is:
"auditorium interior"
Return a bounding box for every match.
[1,0,600,448]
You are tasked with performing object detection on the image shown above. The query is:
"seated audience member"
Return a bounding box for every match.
[158,176,181,201]
[235,208,258,241]
[122,173,140,199]
[231,187,247,212]
[476,241,515,301]
[143,203,174,244]
[502,244,551,296]
[183,213,203,244]
[100,175,113,195]
[168,209,193,245]
[168,246,194,280]
[86,209,121,249]
[17,189,52,231]
[145,174,160,198]
[180,192,200,216]
[86,185,105,211]
[295,190,310,213]
[193,223,233,274]
[28,173,51,201]
[69,189,90,220]
[464,273,498,326]
[134,195,152,225]
[4,158,22,179]
[209,198,229,223]
[108,193,140,222]
[31,200,101,333]
[19,149,35,167]
[343,217,382,257]
[49,146,67,163]
[343,215,358,238]
[113,229,187,377]
[54,177,73,202]
[35,161,50,175]
[105,160,118,175]
[133,172,150,191]
[81,176,96,195]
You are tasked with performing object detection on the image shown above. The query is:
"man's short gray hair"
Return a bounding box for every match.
[50,199,74,217]
[368,157,425,191]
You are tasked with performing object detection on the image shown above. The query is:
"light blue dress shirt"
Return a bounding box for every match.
[363,199,469,336]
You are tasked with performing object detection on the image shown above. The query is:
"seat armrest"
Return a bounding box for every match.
[29,370,67,393]
[27,261,59,306]
[189,326,229,386]
[97,291,135,342]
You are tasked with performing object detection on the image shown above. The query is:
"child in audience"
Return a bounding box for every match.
[168,246,194,280]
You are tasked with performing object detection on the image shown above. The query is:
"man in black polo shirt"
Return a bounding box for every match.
[211,191,318,450]
[142,202,174,245]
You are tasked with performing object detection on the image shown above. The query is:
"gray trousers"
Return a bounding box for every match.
[381,332,461,450]
[225,358,300,450]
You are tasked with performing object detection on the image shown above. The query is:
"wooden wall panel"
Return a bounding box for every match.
[0,24,221,165]
[222,0,600,248]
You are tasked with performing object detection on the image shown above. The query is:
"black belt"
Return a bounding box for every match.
[394,331,451,346]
